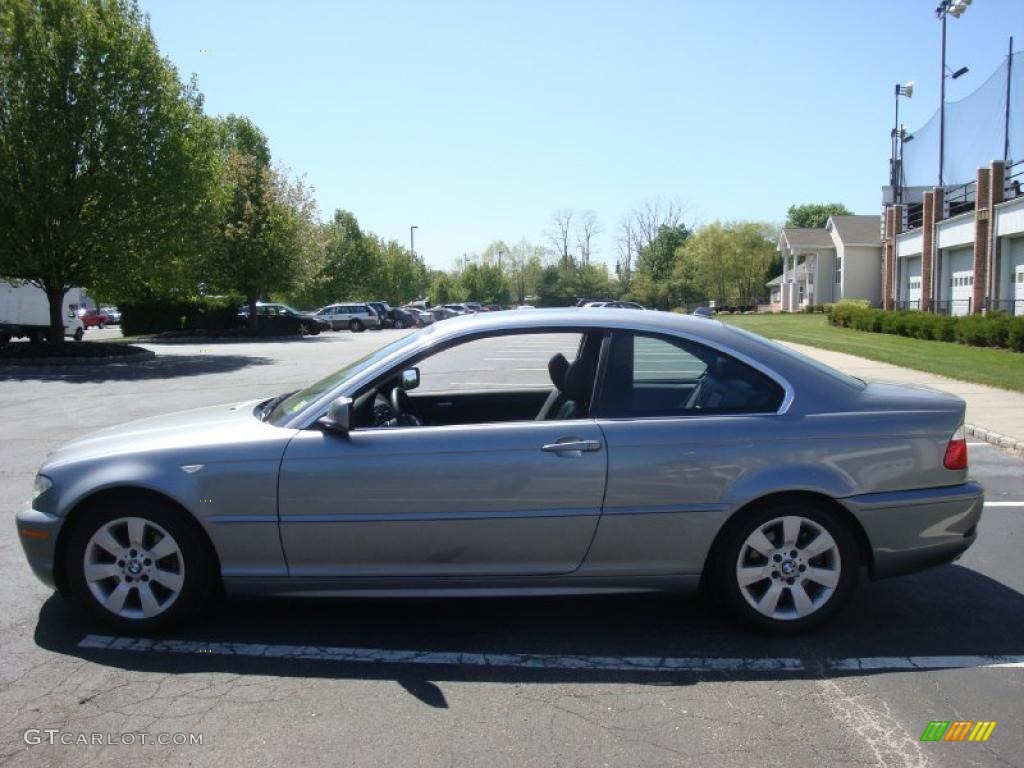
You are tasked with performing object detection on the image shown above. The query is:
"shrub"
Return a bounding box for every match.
[1008,317,1024,352]
[955,315,991,347]
[121,295,243,336]
[933,316,957,342]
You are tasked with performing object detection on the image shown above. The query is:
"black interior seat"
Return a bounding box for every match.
[555,358,595,419]
[536,353,570,420]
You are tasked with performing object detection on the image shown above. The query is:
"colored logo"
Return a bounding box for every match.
[920,721,996,742]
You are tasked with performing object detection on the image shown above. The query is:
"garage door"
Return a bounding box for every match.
[1010,237,1024,316]
[950,271,973,316]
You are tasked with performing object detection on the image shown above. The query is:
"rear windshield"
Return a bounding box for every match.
[724,325,866,390]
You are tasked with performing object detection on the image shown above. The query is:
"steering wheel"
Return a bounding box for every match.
[390,387,423,427]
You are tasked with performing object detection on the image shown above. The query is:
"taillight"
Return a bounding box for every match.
[943,424,968,470]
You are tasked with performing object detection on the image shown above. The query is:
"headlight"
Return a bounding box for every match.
[32,475,53,502]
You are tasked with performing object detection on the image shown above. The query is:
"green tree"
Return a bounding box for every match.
[0,0,219,342]
[429,271,465,305]
[461,262,510,305]
[679,221,776,307]
[785,203,852,229]
[201,116,321,325]
[632,224,690,309]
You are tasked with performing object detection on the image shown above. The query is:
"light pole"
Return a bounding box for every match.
[936,0,971,187]
[496,249,504,270]
[892,82,914,203]
[409,225,418,260]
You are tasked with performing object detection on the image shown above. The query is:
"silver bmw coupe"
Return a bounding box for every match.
[17,308,984,633]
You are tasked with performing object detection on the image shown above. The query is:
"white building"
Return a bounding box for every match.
[770,215,883,311]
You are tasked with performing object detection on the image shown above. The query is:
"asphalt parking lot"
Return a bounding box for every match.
[1,328,1022,768]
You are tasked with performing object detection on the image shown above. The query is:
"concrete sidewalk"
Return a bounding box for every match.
[782,342,1024,457]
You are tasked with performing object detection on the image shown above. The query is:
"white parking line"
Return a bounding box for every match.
[983,502,1024,507]
[967,442,988,446]
[77,636,1024,674]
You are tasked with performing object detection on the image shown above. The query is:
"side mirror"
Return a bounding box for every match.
[319,396,353,434]
[399,368,420,391]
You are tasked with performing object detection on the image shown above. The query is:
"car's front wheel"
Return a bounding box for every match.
[713,501,858,633]
[67,502,212,632]
[349,319,364,333]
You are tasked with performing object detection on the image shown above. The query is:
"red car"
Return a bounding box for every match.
[79,308,109,329]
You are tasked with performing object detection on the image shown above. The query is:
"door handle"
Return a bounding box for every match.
[541,439,602,453]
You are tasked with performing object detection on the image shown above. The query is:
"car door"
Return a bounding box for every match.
[277,331,608,578]
[278,422,606,578]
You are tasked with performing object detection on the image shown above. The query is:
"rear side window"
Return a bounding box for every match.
[597,333,784,417]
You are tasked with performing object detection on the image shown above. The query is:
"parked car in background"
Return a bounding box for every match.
[79,308,110,329]
[367,301,394,328]
[484,304,505,312]
[583,301,609,308]
[18,308,983,633]
[402,307,435,326]
[313,303,381,332]
[464,302,485,313]
[442,303,475,315]
[100,306,121,325]
[430,306,461,321]
[692,306,715,319]
[606,301,645,309]
[390,307,422,329]
[239,303,330,335]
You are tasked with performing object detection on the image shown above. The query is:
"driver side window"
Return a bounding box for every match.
[353,331,591,429]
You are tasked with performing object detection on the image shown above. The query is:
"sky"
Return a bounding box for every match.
[139,0,1024,270]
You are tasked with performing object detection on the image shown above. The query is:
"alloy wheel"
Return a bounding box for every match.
[83,516,185,619]
[734,515,841,621]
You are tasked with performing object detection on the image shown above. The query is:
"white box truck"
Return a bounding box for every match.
[0,281,85,343]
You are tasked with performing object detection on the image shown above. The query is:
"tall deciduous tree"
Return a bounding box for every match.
[0,0,219,342]
[546,209,574,268]
[202,115,321,325]
[785,203,852,229]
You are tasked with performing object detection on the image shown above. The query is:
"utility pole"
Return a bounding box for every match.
[409,225,418,261]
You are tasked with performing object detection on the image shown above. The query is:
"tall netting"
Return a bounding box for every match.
[901,50,1023,187]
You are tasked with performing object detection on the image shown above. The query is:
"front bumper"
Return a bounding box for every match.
[16,505,65,590]
[842,481,984,579]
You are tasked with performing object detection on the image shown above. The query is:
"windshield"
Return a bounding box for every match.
[265,327,431,425]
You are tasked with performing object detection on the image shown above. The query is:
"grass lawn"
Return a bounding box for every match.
[720,313,1024,394]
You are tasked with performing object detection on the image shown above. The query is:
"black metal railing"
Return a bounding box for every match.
[1005,158,1023,199]
[894,299,921,310]
[944,180,976,218]
[904,202,924,230]
[931,299,973,316]
[987,298,1024,315]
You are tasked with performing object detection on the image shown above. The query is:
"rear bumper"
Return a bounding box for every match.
[15,505,65,590]
[841,481,984,579]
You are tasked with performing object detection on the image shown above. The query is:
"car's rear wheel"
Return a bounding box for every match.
[349,319,364,333]
[73,327,84,341]
[713,501,857,633]
[393,319,406,329]
[67,503,212,632]
[98,322,106,329]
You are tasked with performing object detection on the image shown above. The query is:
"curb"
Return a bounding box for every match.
[136,335,306,344]
[0,349,156,366]
[966,424,1024,459]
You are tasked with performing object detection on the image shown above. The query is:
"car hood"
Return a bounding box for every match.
[43,399,292,468]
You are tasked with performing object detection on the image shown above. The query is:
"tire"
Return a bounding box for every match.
[349,319,364,333]
[73,328,84,342]
[98,322,106,330]
[711,500,858,633]
[393,319,406,330]
[299,323,309,336]
[66,500,214,633]
[27,330,44,344]
[310,326,321,336]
